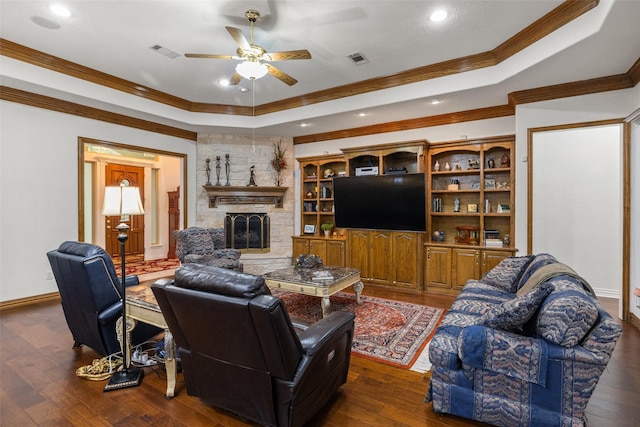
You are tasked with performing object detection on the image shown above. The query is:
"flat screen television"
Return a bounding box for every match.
[333,173,426,231]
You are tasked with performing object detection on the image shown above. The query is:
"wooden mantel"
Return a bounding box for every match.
[203,185,287,208]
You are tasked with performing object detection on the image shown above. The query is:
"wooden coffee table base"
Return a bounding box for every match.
[264,266,364,318]
[125,283,177,399]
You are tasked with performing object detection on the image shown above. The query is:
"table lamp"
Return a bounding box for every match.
[102,183,145,391]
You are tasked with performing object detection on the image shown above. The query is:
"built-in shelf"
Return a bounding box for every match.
[203,186,287,208]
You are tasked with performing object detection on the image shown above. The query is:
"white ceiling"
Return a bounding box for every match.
[1,0,639,138]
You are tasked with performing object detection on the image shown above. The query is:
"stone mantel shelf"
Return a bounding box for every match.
[203,185,287,208]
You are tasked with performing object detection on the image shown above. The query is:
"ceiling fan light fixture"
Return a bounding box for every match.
[430,9,448,22]
[236,61,268,80]
[49,4,71,17]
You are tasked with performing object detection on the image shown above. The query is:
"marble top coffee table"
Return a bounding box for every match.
[126,282,177,399]
[263,266,364,318]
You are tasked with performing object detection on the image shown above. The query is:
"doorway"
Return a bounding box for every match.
[528,120,630,320]
[104,163,145,259]
[78,137,187,261]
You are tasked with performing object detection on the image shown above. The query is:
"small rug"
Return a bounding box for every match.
[113,258,180,277]
[274,291,445,370]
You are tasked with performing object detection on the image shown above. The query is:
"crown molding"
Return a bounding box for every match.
[293,105,514,145]
[508,74,635,106]
[294,60,639,144]
[0,1,598,117]
[0,86,197,141]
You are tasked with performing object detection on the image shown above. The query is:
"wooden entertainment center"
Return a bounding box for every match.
[294,136,516,294]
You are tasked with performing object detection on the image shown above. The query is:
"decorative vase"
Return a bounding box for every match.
[324,230,330,238]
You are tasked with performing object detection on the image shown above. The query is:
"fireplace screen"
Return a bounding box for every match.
[224,213,270,253]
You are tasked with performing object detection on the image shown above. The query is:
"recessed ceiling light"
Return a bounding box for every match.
[300,123,309,127]
[239,87,249,92]
[218,79,230,87]
[428,98,443,105]
[358,112,367,117]
[49,4,71,17]
[430,9,448,22]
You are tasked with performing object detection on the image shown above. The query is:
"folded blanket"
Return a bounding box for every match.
[517,262,594,296]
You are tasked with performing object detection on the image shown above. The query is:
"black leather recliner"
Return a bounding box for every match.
[47,241,162,356]
[152,263,355,427]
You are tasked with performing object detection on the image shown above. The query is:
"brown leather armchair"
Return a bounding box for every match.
[151,263,355,427]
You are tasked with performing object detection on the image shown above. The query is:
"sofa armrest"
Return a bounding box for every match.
[98,301,122,326]
[214,248,242,260]
[184,254,204,263]
[123,275,139,287]
[298,311,355,356]
[459,325,549,386]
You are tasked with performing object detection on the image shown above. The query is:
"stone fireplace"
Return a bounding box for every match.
[196,133,295,275]
[225,212,270,253]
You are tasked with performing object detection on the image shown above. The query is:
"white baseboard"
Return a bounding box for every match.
[592,287,619,299]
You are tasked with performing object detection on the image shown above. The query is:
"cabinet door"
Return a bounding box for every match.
[348,230,370,278]
[453,249,480,289]
[392,232,419,288]
[482,250,512,275]
[426,246,451,289]
[369,231,392,285]
[325,240,346,267]
[292,238,310,262]
[308,239,327,262]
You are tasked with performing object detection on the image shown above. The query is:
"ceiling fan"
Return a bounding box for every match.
[185,9,311,86]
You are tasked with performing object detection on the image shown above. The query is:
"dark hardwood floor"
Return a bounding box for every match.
[1,286,638,426]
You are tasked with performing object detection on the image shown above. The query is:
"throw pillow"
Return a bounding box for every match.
[479,282,553,332]
[535,279,599,347]
[481,255,534,293]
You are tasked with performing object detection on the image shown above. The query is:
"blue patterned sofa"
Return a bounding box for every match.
[174,227,243,271]
[425,253,622,427]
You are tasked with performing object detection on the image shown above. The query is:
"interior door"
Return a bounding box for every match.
[105,164,145,259]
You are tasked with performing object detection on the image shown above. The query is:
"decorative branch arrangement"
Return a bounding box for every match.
[270,140,287,186]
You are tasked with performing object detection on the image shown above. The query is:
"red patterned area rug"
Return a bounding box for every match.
[274,291,445,370]
[113,258,180,277]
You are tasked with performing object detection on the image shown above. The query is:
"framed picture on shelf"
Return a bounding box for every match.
[304,224,316,234]
[467,203,478,213]
[485,178,496,189]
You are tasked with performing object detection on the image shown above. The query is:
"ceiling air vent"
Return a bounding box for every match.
[347,52,369,65]
[149,44,180,59]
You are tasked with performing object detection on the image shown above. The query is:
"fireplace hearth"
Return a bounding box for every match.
[225,213,270,253]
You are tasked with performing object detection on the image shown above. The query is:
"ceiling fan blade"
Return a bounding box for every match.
[226,26,251,51]
[229,72,242,85]
[264,50,312,61]
[265,64,297,86]
[185,53,239,60]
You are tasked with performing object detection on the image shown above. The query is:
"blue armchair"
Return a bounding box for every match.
[47,241,162,356]
[425,254,622,427]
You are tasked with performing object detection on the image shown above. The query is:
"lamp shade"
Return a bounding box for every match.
[236,61,268,80]
[102,186,145,216]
